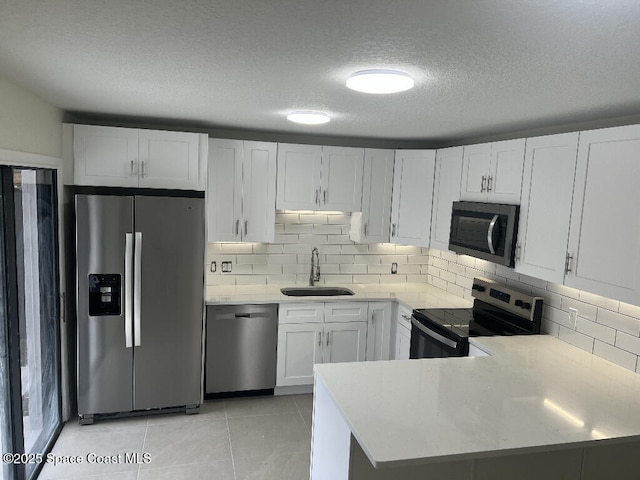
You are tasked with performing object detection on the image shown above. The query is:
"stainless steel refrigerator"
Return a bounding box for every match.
[75,193,204,423]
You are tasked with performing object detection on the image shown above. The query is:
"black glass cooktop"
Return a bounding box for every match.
[413,302,534,343]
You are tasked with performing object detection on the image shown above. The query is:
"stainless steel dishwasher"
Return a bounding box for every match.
[205,304,278,395]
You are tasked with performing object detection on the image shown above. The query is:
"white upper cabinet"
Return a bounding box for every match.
[564,125,640,305]
[350,149,394,244]
[430,147,463,252]
[73,124,204,190]
[461,139,525,203]
[276,143,364,211]
[207,139,277,242]
[137,129,201,189]
[73,125,140,187]
[276,143,322,210]
[390,149,436,247]
[515,133,579,283]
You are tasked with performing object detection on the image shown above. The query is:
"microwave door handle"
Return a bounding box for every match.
[487,214,499,255]
[411,316,458,349]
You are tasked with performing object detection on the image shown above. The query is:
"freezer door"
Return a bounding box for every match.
[76,194,134,416]
[133,196,204,410]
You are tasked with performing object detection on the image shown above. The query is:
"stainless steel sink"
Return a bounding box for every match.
[280,287,355,297]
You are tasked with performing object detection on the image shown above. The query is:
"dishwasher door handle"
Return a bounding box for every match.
[234,313,271,318]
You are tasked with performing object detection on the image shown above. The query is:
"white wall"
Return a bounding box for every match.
[0,74,63,157]
[428,248,640,374]
[207,211,429,287]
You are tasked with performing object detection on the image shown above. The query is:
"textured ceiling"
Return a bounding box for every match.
[1,0,639,143]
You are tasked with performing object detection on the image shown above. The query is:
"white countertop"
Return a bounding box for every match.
[205,283,472,310]
[314,335,640,468]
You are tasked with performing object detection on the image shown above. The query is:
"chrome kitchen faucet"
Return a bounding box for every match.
[309,247,320,286]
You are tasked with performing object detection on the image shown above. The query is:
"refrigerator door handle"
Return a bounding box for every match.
[134,231,143,346]
[124,233,133,348]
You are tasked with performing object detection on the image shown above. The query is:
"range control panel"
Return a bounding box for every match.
[88,274,121,316]
[471,277,543,322]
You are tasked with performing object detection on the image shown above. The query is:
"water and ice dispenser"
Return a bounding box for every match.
[88,274,121,316]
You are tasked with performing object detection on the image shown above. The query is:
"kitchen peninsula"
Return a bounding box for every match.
[311,335,640,480]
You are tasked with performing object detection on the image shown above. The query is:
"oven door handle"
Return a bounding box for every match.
[487,214,499,255]
[411,316,458,349]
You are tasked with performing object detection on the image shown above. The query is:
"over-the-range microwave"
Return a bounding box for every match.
[448,201,519,267]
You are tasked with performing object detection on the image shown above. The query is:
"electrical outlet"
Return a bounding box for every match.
[221,261,232,273]
[568,307,578,330]
[210,261,217,273]
[391,262,398,274]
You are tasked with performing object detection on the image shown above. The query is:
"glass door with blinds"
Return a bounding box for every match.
[0,166,62,480]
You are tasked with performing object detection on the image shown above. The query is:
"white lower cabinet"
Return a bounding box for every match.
[393,304,412,360]
[365,302,392,361]
[276,302,368,387]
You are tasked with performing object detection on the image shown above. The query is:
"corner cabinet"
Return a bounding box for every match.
[430,146,463,251]
[390,149,436,247]
[350,149,394,244]
[276,302,368,387]
[514,133,579,283]
[460,139,525,203]
[73,124,205,190]
[207,139,277,242]
[564,125,640,305]
[276,144,364,211]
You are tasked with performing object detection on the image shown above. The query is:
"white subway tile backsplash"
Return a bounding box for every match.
[326,214,350,224]
[284,224,313,234]
[426,246,640,374]
[275,213,299,224]
[576,317,616,345]
[313,224,343,234]
[614,332,640,356]
[252,264,283,275]
[407,274,428,283]
[593,340,638,371]
[267,254,298,264]
[236,254,267,265]
[339,264,368,274]
[578,290,620,312]
[340,244,369,254]
[620,302,640,318]
[299,214,327,224]
[596,308,640,336]
[446,283,464,297]
[561,297,598,322]
[368,244,397,254]
[352,274,381,284]
[558,325,595,354]
[396,245,423,255]
[220,243,253,253]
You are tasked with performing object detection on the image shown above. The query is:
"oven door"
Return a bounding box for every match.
[409,316,468,358]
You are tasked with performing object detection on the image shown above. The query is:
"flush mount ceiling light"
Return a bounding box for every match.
[346,69,414,94]
[286,111,331,125]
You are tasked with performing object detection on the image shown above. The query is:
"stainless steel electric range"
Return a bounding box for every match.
[410,277,543,358]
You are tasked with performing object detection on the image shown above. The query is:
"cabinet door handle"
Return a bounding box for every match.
[323,189,327,204]
[141,161,147,178]
[244,220,248,235]
[235,219,240,236]
[515,243,521,261]
[565,252,574,274]
[326,331,330,347]
[364,222,368,236]
[315,189,319,206]
[481,175,486,192]
[487,175,493,192]
[391,223,396,236]
[130,160,136,176]
[318,331,322,347]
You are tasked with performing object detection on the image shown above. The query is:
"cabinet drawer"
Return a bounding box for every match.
[278,303,324,324]
[324,302,368,323]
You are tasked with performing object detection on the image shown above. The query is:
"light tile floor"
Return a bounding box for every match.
[38,394,313,480]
